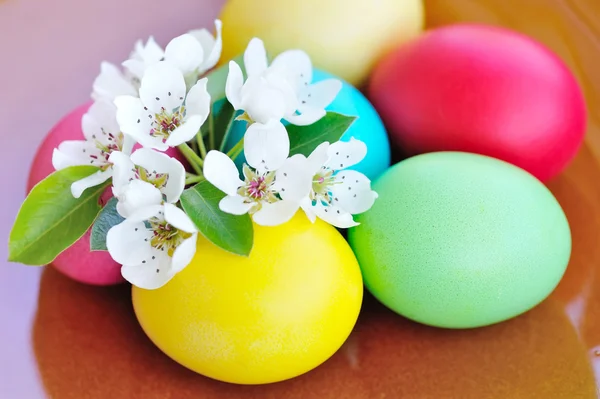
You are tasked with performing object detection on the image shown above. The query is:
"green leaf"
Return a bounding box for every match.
[180,180,253,256]
[214,100,236,152]
[8,166,109,265]
[287,112,357,157]
[90,197,125,251]
[205,54,245,103]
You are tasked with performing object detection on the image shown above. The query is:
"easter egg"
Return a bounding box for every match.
[348,152,571,329]
[223,69,391,181]
[368,24,586,182]
[28,102,186,286]
[132,214,363,384]
[219,0,425,86]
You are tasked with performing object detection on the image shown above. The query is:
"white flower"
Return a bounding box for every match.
[109,148,186,218]
[123,20,222,87]
[226,37,342,126]
[52,99,134,198]
[300,138,378,228]
[203,144,312,226]
[107,202,198,290]
[114,62,211,151]
[92,62,138,101]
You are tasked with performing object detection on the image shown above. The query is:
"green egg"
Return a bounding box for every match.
[348,152,571,329]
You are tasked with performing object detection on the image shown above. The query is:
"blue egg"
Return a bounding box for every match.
[221,69,390,180]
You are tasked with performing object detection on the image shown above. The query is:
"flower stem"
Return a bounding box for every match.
[178,143,204,174]
[196,130,208,159]
[208,111,216,150]
[218,111,237,152]
[185,174,205,185]
[226,137,244,161]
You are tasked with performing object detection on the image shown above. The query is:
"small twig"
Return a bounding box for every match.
[178,143,204,174]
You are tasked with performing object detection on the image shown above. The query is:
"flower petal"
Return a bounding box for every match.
[107,220,155,265]
[121,250,175,290]
[219,195,253,215]
[139,62,186,114]
[109,151,136,195]
[225,61,244,110]
[241,75,296,123]
[300,79,342,110]
[192,19,222,74]
[203,150,244,196]
[52,141,105,170]
[164,203,198,233]
[270,49,312,91]
[114,96,158,149]
[165,115,203,147]
[123,36,165,79]
[331,170,378,215]
[71,169,112,198]
[284,107,326,126]
[244,38,268,78]
[273,154,312,201]
[171,234,198,273]
[244,120,290,172]
[325,138,367,171]
[300,197,317,223]
[185,77,211,119]
[92,62,137,101]
[252,200,299,226]
[164,34,204,75]
[306,142,330,174]
[313,203,359,228]
[81,99,120,144]
[130,148,186,203]
[115,180,163,218]
[126,204,164,223]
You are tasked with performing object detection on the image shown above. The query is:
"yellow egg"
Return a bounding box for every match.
[218,0,425,86]
[132,214,363,384]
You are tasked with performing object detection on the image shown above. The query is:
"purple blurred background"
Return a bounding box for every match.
[0,0,224,396]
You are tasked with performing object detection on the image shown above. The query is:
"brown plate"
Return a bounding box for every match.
[32,1,600,397]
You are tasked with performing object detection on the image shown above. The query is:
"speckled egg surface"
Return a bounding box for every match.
[348,152,571,328]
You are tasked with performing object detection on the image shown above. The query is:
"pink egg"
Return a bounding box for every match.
[28,102,187,285]
[368,24,586,182]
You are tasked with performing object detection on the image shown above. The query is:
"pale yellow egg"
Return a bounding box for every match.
[218,0,425,86]
[132,214,363,384]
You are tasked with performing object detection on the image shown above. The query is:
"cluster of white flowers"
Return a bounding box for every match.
[50,21,377,290]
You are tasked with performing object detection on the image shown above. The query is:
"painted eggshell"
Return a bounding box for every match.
[368,24,586,182]
[348,152,571,328]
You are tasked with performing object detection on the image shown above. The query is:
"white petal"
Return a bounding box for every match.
[52,141,105,170]
[114,96,158,149]
[126,204,164,223]
[164,203,198,233]
[71,169,112,198]
[139,62,186,114]
[270,49,312,91]
[219,195,253,215]
[331,170,378,215]
[81,99,120,143]
[121,250,175,290]
[165,34,204,75]
[116,180,163,218]
[171,234,198,273]
[273,154,312,201]
[252,200,299,226]
[92,62,137,101]
[325,138,367,171]
[285,107,326,126]
[300,197,317,223]
[121,59,146,81]
[108,151,136,195]
[185,77,211,119]
[313,203,358,228]
[130,148,186,203]
[139,37,165,62]
[203,150,243,196]
[306,142,330,174]
[107,220,155,265]
[225,61,244,110]
[192,19,222,74]
[165,116,203,147]
[241,75,296,123]
[244,120,289,172]
[122,134,135,155]
[300,79,342,110]
[244,38,268,78]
